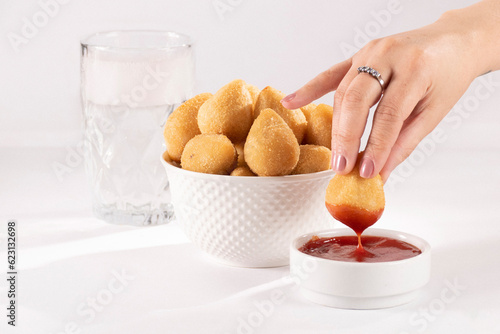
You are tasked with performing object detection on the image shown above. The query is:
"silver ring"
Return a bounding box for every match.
[357,66,385,91]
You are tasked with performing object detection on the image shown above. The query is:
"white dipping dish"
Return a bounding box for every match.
[162,156,335,268]
[290,228,431,309]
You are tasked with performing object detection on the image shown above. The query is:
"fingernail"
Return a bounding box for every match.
[281,92,296,103]
[334,154,346,172]
[360,159,374,178]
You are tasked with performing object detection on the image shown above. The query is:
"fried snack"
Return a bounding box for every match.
[303,104,333,149]
[253,86,307,143]
[230,166,256,176]
[197,79,253,143]
[163,93,212,162]
[181,134,237,175]
[246,84,260,109]
[300,103,317,120]
[325,157,385,235]
[234,142,247,167]
[244,108,300,176]
[291,145,331,175]
[162,150,181,168]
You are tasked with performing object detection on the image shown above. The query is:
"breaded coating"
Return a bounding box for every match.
[254,86,307,143]
[197,79,253,142]
[230,166,256,176]
[325,162,385,211]
[303,104,333,149]
[244,108,300,176]
[300,103,317,120]
[234,142,247,167]
[181,134,237,175]
[291,145,331,174]
[163,93,213,162]
[162,150,181,168]
[246,84,260,110]
[325,154,385,233]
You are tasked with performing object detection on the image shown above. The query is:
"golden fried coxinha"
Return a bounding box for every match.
[163,93,212,162]
[230,166,256,177]
[246,83,260,108]
[254,86,307,144]
[233,142,247,168]
[291,145,331,175]
[244,108,300,176]
[181,134,237,175]
[300,103,317,119]
[325,155,385,235]
[197,79,254,143]
[302,103,333,149]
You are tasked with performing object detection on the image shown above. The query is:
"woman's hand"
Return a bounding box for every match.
[282,1,500,182]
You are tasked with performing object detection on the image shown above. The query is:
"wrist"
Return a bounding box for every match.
[437,2,500,77]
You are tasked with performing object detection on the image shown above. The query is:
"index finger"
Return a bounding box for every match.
[281,59,352,109]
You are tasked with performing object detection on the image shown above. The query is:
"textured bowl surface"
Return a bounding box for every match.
[290,228,431,309]
[162,158,335,267]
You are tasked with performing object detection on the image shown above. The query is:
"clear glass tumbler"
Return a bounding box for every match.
[80,31,194,225]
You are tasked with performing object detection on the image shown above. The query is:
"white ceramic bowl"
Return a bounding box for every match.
[162,158,335,267]
[290,228,431,309]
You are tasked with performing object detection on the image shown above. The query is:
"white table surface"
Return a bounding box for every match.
[1,141,500,334]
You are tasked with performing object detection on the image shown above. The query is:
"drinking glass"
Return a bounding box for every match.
[80,31,194,225]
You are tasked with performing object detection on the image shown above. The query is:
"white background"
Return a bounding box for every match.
[1,1,500,334]
[0,0,491,147]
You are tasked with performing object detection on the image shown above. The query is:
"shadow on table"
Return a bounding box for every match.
[15,240,289,334]
[18,216,171,249]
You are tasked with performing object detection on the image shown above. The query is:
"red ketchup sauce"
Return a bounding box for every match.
[325,202,384,252]
[298,235,422,263]
[302,201,422,262]
[325,203,383,236]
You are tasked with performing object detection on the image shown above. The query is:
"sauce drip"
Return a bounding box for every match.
[299,235,422,263]
[325,202,383,251]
